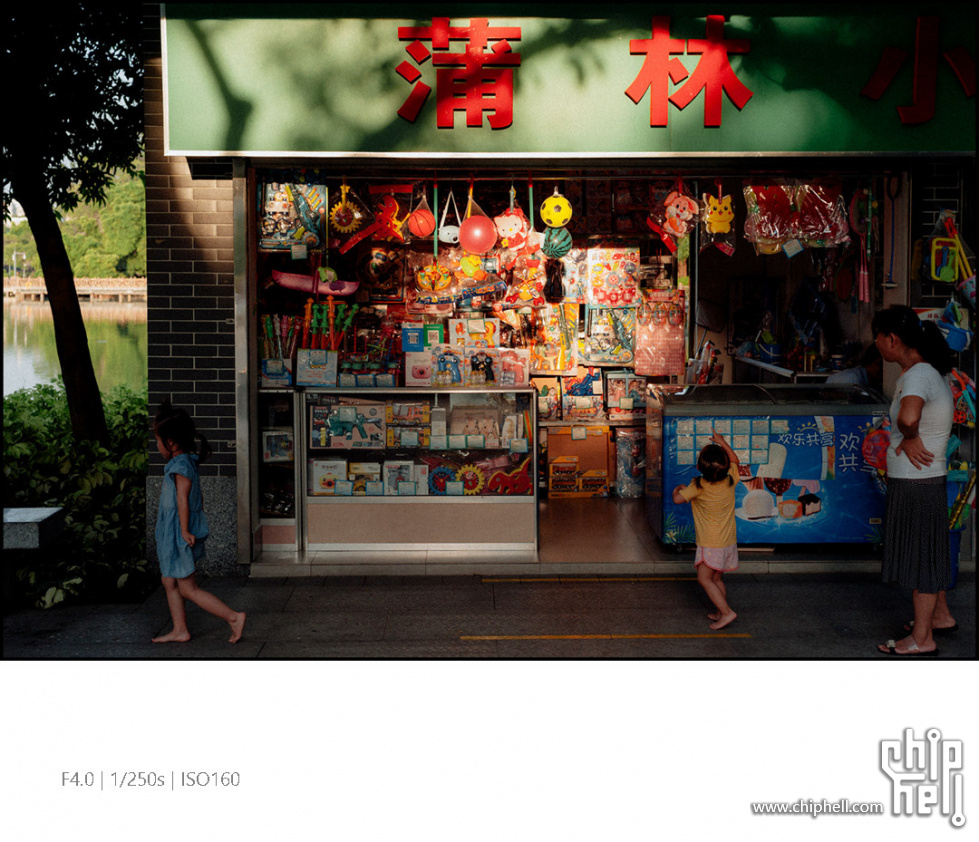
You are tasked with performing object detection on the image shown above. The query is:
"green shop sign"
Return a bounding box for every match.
[161,3,976,157]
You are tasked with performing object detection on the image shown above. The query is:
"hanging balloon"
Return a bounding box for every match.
[541,226,573,258]
[458,214,498,254]
[540,188,573,228]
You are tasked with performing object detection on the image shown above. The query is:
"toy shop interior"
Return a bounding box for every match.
[248,162,975,571]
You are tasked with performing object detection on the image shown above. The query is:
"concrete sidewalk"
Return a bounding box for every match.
[2,570,974,659]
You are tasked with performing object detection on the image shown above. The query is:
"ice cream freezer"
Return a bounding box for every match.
[646,384,890,545]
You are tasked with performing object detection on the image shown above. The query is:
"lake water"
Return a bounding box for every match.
[3,300,147,397]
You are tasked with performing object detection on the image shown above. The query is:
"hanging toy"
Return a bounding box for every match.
[542,257,565,304]
[438,190,462,245]
[367,183,412,243]
[700,181,735,256]
[407,188,437,238]
[648,179,698,253]
[494,206,530,251]
[703,193,734,234]
[329,180,367,234]
[540,186,573,228]
[541,226,573,259]
[458,182,497,254]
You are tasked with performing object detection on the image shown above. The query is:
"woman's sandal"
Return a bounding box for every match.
[902,620,958,635]
[878,638,939,656]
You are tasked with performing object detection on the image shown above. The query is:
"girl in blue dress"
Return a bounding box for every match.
[152,400,245,644]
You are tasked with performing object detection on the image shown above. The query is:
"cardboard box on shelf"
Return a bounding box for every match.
[261,358,293,387]
[546,425,614,497]
[606,371,647,421]
[348,462,382,495]
[310,402,385,449]
[296,349,338,387]
[308,459,347,495]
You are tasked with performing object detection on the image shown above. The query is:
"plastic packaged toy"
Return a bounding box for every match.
[260,182,327,250]
[700,181,735,255]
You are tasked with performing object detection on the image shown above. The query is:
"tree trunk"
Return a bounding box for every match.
[11,168,110,446]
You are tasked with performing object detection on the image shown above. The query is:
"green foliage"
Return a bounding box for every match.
[3,382,152,608]
[5,168,146,279]
[3,5,143,220]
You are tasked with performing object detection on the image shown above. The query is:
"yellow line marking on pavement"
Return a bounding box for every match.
[461,633,751,641]
[481,576,698,583]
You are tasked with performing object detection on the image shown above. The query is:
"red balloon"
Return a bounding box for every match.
[458,214,498,254]
[408,208,436,237]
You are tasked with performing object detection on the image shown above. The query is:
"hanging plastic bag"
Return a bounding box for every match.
[743,181,794,254]
[796,180,849,248]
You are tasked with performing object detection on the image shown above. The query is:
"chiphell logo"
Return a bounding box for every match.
[881,728,965,828]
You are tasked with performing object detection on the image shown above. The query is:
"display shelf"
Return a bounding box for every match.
[256,390,301,551]
[301,388,537,551]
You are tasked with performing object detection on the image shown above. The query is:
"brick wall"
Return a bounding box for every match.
[144,4,243,572]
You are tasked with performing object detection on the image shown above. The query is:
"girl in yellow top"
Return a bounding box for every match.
[672,431,740,630]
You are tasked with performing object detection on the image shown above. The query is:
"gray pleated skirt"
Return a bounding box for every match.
[882,475,951,592]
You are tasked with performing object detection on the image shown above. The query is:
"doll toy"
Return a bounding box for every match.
[662,190,699,239]
[494,206,530,251]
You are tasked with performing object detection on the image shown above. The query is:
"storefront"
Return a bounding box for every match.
[151,4,975,574]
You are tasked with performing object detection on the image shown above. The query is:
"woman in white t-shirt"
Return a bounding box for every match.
[872,306,955,656]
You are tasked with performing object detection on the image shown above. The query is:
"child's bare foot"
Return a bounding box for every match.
[229,612,246,643]
[709,611,737,631]
[152,629,191,643]
[707,611,720,621]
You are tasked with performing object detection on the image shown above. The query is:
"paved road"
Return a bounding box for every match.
[3,571,974,659]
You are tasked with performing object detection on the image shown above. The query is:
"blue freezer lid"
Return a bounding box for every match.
[660,384,888,416]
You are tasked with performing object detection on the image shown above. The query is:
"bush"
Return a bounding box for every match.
[3,382,152,608]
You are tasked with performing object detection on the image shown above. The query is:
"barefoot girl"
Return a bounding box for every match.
[152,399,245,644]
[672,431,740,630]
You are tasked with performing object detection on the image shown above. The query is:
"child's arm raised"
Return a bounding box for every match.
[174,474,196,547]
[711,430,739,468]
[671,485,687,505]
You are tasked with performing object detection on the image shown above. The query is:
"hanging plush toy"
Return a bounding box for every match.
[701,182,736,256]
[662,190,699,239]
[493,206,530,251]
[647,179,698,253]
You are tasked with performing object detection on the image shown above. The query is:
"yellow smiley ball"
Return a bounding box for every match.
[540,195,572,228]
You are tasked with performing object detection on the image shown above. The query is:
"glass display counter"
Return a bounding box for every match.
[302,388,537,551]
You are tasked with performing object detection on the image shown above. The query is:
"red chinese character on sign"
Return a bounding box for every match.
[861,16,975,125]
[626,15,753,127]
[397,17,522,128]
